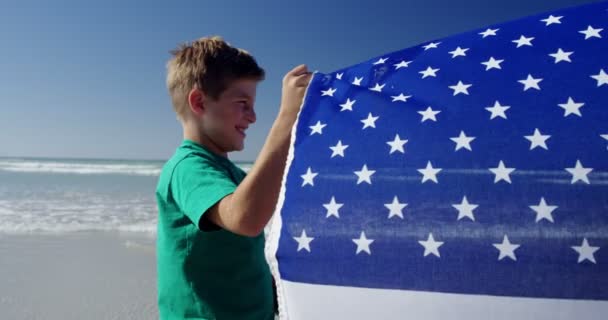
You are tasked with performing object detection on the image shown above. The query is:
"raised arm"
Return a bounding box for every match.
[205,65,312,236]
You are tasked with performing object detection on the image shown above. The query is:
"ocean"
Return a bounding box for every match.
[0,157,253,234]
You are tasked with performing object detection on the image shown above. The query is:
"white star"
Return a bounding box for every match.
[512,35,534,48]
[524,128,551,150]
[485,101,510,119]
[373,57,388,65]
[558,97,584,117]
[571,238,600,263]
[423,42,441,50]
[386,134,408,154]
[293,230,314,252]
[394,60,412,69]
[541,15,562,26]
[309,121,327,135]
[419,66,439,79]
[321,87,336,97]
[335,72,343,80]
[339,98,356,111]
[591,69,608,87]
[418,106,441,122]
[549,48,573,63]
[452,196,478,221]
[481,57,504,71]
[369,83,385,92]
[300,167,318,187]
[489,160,515,184]
[449,46,469,58]
[493,235,520,261]
[323,196,344,218]
[354,164,375,185]
[449,81,472,96]
[565,160,592,184]
[579,25,603,39]
[419,233,444,257]
[361,113,379,129]
[391,93,411,102]
[518,74,543,91]
[418,161,442,183]
[385,196,408,219]
[479,28,499,38]
[529,197,558,223]
[450,131,476,151]
[329,140,349,158]
[353,231,374,255]
[352,77,363,86]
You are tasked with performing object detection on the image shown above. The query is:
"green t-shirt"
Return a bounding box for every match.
[155,140,274,320]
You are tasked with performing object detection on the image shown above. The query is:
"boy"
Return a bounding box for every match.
[155,36,311,320]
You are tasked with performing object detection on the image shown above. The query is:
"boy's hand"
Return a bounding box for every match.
[280,64,312,118]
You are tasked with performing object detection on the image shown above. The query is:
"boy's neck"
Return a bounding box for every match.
[183,126,229,159]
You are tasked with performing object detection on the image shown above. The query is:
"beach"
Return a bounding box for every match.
[0,158,253,319]
[0,232,157,320]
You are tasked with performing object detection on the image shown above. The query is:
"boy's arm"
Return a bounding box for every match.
[205,65,312,237]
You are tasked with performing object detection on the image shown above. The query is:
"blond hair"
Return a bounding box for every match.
[166,36,265,120]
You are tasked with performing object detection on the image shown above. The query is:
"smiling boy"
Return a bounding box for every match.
[155,36,311,319]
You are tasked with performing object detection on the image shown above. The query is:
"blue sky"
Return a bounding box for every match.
[0,0,599,161]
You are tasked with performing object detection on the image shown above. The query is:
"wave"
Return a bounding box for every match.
[0,221,158,234]
[0,159,162,176]
[0,196,158,234]
[0,159,253,176]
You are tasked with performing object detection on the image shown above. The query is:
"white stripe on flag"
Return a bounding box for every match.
[279,280,608,320]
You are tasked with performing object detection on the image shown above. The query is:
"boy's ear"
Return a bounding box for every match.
[187,88,205,116]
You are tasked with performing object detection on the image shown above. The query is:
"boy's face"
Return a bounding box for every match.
[199,78,258,157]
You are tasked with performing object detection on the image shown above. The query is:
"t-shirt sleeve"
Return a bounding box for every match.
[170,155,237,228]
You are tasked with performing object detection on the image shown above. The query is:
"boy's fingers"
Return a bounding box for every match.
[295,72,313,86]
[289,64,309,76]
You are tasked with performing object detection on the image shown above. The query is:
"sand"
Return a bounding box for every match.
[0,232,158,320]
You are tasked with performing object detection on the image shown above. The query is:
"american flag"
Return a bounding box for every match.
[266,2,608,319]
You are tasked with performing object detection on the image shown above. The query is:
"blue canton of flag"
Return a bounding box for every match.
[266,2,608,319]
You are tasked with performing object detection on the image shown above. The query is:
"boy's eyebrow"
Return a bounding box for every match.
[230,90,254,100]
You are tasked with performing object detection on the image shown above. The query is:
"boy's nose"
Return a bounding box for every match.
[247,109,256,123]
